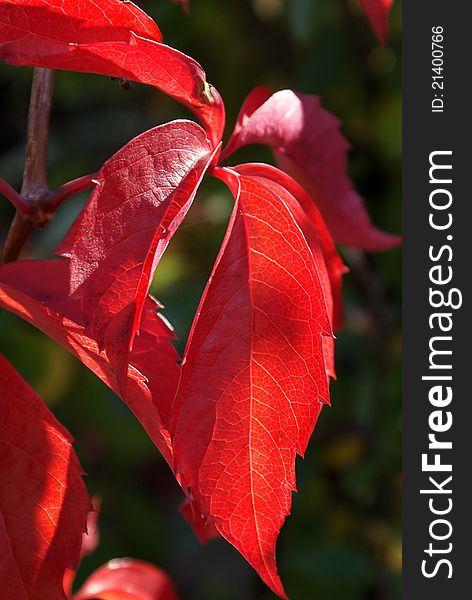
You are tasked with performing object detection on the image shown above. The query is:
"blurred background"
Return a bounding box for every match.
[0,0,401,598]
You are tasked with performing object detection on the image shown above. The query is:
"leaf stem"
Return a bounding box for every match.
[0,177,34,215]
[45,173,98,213]
[1,68,54,264]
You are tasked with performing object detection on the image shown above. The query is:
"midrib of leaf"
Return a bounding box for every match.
[239,194,272,582]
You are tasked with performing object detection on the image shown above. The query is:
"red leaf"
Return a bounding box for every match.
[0,0,163,43]
[226,85,272,152]
[359,0,394,44]
[57,121,216,391]
[231,164,344,382]
[73,558,179,600]
[0,259,179,466]
[223,89,401,251]
[234,162,347,335]
[0,354,90,600]
[171,168,332,598]
[0,0,224,144]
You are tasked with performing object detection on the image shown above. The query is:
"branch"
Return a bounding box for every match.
[1,68,55,264]
[21,67,54,201]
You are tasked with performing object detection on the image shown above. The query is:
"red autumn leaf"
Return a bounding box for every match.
[171,168,333,598]
[73,559,179,600]
[56,121,216,391]
[0,354,90,600]
[0,0,225,144]
[359,0,394,44]
[0,0,163,44]
[222,88,400,251]
[231,163,344,382]
[227,86,273,146]
[0,258,179,466]
[234,162,347,334]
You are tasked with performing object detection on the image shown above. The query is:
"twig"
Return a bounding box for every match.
[1,68,54,264]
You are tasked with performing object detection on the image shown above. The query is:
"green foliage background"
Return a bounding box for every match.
[0,1,401,598]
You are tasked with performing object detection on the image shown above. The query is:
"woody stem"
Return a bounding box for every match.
[1,67,55,264]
